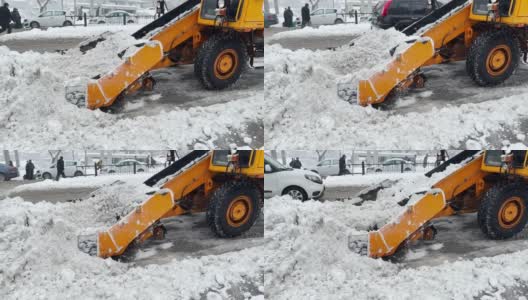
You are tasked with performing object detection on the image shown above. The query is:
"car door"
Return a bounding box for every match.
[311,9,325,25]
[39,11,54,27]
[325,9,337,24]
[316,160,332,177]
[53,11,66,26]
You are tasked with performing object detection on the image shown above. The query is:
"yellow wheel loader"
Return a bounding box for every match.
[350,150,528,258]
[69,0,263,111]
[344,0,528,106]
[78,149,264,258]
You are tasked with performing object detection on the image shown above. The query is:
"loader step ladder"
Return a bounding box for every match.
[96,151,212,258]
[357,0,471,106]
[86,1,201,110]
[364,152,486,258]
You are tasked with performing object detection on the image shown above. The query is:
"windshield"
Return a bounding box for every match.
[265,155,290,171]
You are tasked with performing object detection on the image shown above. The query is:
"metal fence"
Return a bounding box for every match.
[318,162,441,176]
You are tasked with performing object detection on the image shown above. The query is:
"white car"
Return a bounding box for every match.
[264,155,324,201]
[91,11,137,24]
[368,158,415,173]
[41,160,84,179]
[310,8,345,26]
[25,10,73,29]
[315,159,352,177]
[102,159,146,174]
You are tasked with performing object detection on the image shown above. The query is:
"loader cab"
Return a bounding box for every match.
[482,150,528,175]
[200,0,242,21]
[198,0,264,29]
[470,0,528,24]
[209,150,264,176]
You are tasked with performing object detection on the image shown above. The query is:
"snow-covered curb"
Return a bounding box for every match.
[324,172,421,188]
[0,25,141,42]
[267,23,371,42]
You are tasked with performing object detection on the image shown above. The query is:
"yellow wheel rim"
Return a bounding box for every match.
[498,196,525,229]
[214,49,238,80]
[486,45,511,76]
[226,195,252,228]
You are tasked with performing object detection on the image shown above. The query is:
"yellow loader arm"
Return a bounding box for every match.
[354,0,471,106]
[85,3,201,110]
[350,151,488,258]
[80,151,212,258]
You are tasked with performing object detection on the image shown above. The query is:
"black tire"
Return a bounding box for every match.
[194,34,248,90]
[466,30,519,86]
[98,21,105,24]
[478,182,528,239]
[42,172,52,180]
[63,21,72,26]
[137,168,144,172]
[335,19,344,24]
[375,169,382,173]
[127,20,134,24]
[74,171,83,177]
[282,186,308,201]
[206,180,261,237]
[30,21,40,29]
[108,170,116,174]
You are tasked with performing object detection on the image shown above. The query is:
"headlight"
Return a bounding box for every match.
[218,0,225,8]
[305,174,322,184]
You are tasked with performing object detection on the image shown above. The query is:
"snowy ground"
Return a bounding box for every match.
[0,174,264,299]
[264,167,528,299]
[0,27,263,149]
[264,24,528,149]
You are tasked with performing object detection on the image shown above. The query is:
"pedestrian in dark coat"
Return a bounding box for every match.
[301,3,310,28]
[11,8,21,29]
[25,160,35,180]
[0,3,12,34]
[56,157,66,181]
[339,155,347,175]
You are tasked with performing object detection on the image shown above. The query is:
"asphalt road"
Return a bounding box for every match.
[265,27,528,147]
[0,36,264,148]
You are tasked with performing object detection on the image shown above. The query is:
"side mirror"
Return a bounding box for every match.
[265,164,272,173]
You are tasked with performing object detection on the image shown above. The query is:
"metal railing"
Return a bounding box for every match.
[313,162,441,176]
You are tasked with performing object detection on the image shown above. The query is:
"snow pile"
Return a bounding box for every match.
[264,171,528,300]
[267,23,371,42]
[0,31,262,149]
[324,172,421,188]
[0,181,264,299]
[9,174,150,194]
[264,25,528,148]
[0,25,141,42]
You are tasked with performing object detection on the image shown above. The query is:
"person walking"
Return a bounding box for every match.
[11,7,21,29]
[25,160,35,180]
[157,0,169,18]
[339,155,347,175]
[0,3,12,34]
[56,156,66,181]
[301,3,311,28]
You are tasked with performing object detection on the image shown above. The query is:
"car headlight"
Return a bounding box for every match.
[305,174,322,184]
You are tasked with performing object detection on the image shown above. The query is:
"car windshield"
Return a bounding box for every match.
[265,156,290,171]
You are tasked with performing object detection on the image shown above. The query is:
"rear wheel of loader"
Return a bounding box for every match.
[206,180,261,238]
[478,183,528,239]
[467,30,519,86]
[195,34,248,90]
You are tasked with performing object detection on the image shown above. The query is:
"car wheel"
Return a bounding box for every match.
[334,18,344,24]
[137,168,144,172]
[0,173,5,181]
[74,171,83,177]
[127,20,134,24]
[108,170,116,173]
[63,20,72,26]
[375,169,382,173]
[404,168,412,172]
[98,21,105,24]
[30,21,40,29]
[282,186,308,201]
[42,172,52,180]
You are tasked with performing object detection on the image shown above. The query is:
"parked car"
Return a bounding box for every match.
[310,8,346,26]
[25,10,73,29]
[264,155,324,201]
[264,12,278,28]
[91,10,137,24]
[41,160,83,179]
[315,159,352,177]
[102,159,146,174]
[0,163,19,181]
[368,158,415,173]
[372,0,442,30]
